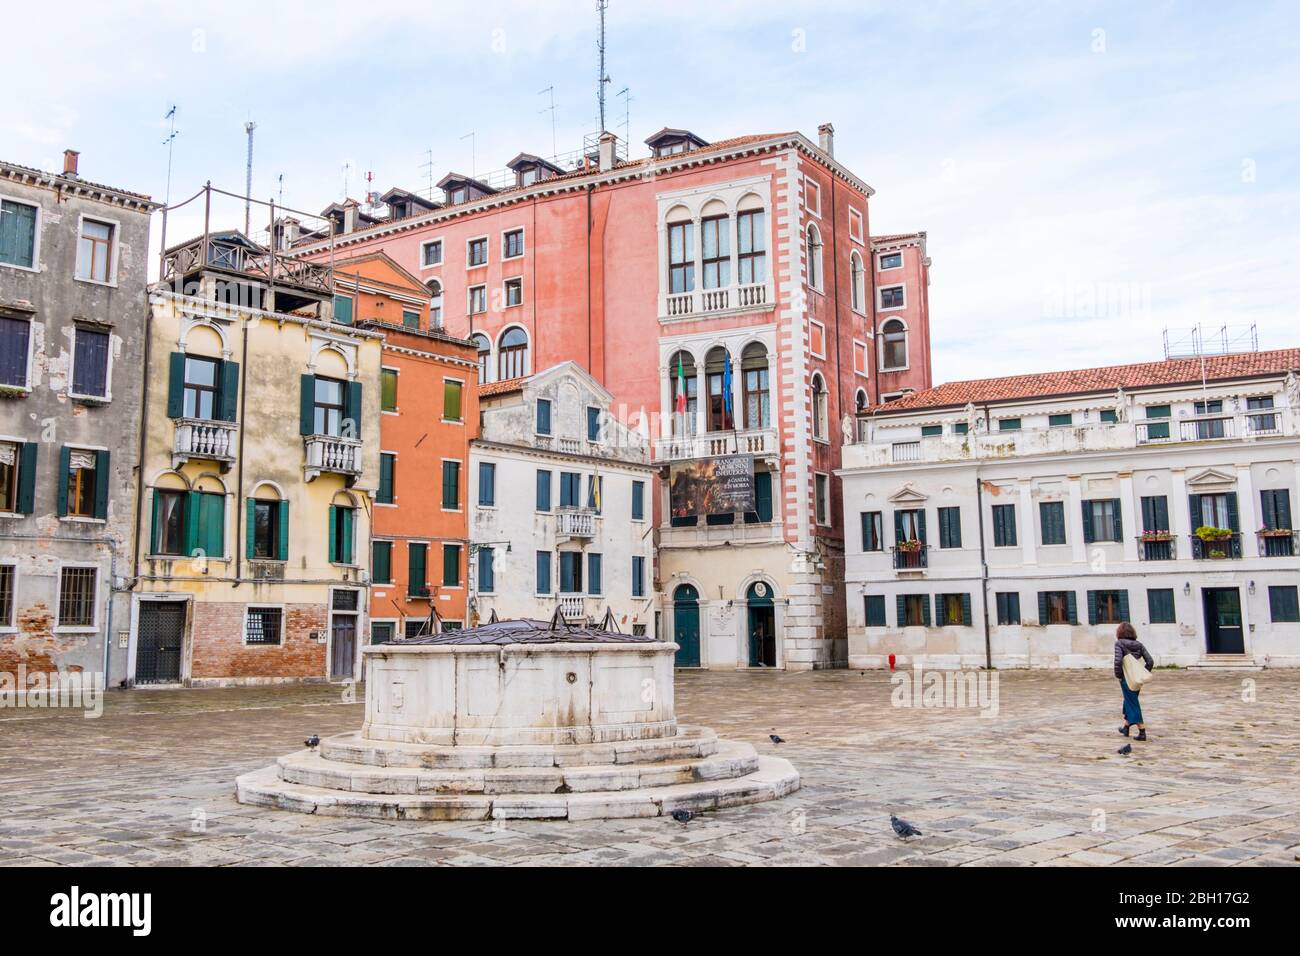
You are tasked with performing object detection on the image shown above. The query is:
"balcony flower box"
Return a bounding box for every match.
[1258,528,1293,538]
[1194,526,1233,542]
[1139,530,1174,542]
[896,539,924,553]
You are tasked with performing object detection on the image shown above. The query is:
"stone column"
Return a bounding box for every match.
[1019,479,1037,566]
[729,347,743,431]
[659,363,672,438]
[1236,465,1257,557]
[1119,471,1138,562]
[1067,475,1086,564]
[1169,467,1189,558]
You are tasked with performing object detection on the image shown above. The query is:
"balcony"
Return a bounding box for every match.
[162,235,332,297]
[557,508,597,539]
[1135,535,1177,561]
[558,594,588,622]
[304,434,362,482]
[173,418,237,470]
[891,441,921,463]
[654,426,777,463]
[1257,529,1297,557]
[1179,415,1234,442]
[407,584,431,600]
[1190,533,1242,560]
[891,544,929,572]
[661,282,770,321]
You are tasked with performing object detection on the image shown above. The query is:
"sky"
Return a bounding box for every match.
[4,0,1297,383]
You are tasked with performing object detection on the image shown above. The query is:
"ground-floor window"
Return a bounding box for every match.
[1269,585,1300,623]
[245,606,283,645]
[864,594,886,627]
[899,593,929,627]
[1088,589,1128,625]
[0,564,14,626]
[1147,588,1176,624]
[935,593,972,626]
[1039,590,1077,625]
[57,566,97,627]
[995,591,1020,625]
[371,621,395,645]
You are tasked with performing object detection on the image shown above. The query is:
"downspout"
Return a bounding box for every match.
[975,472,992,671]
[586,184,593,373]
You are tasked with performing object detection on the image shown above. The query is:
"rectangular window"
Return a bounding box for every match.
[380,368,398,412]
[378,453,396,504]
[895,508,925,544]
[183,355,220,420]
[333,294,354,325]
[443,379,463,421]
[880,284,905,309]
[57,567,96,627]
[1040,590,1076,625]
[864,595,887,627]
[71,326,109,397]
[1039,500,1066,545]
[64,450,98,518]
[1088,589,1128,625]
[536,398,552,435]
[0,316,31,387]
[1260,488,1292,531]
[701,214,731,290]
[441,460,460,510]
[502,229,524,259]
[953,422,968,435]
[251,499,281,559]
[0,442,20,513]
[478,462,496,506]
[245,606,283,646]
[1147,588,1175,624]
[901,594,929,627]
[371,621,396,645]
[313,376,345,436]
[536,551,552,594]
[1049,413,1072,427]
[402,309,419,328]
[153,489,187,555]
[408,543,428,596]
[935,593,971,627]
[804,178,821,216]
[848,207,865,243]
[937,506,962,549]
[1269,585,1300,623]
[371,540,392,584]
[1143,404,1171,440]
[815,474,829,525]
[559,472,581,508]
[668,220,694,293]
[442,543,461,587]
[478,547,495,593]
[1083,498,1122,543]
[744,470,774,524]
[921,425,943,437]
[632,480,645,520]
[467,285,487,314]
[992,503,1017,547]
[1194,399,1226,439]
[535,469,552,512]
[736,209,766,285]
[0,564,13,627]
[559,551,583,593]
[76,218,115,282]
[996,592,1020,625]
[330,505,355,564]
[0,199,38,268]
[421,239,442,267]
[504,277,523,307]
[587,552,603,596]
[632,555,645,597]
[861,511,883,551]
[1100,408,1118,424]
[998,418,1022,432]
[467,237,488,267]
[1247,395,1277,432]
[878,251,903,271]
[585,406,602,442]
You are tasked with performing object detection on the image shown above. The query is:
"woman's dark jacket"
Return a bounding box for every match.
[1114,638,1154,680]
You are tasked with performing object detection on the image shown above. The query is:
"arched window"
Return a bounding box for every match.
[497,327,528,380]
[850,251,866,312]
[470,333,491,384]
[811,373,828,441]
[736,193,767,286]
[426,279,443,327]
[881,319,908,370]
[806,223,823,291]
[855,388,868,414]
[700,199,730,291]
[704,346,734,431]
[668,349,698,435]
[666,206,694,294]
[742,342,770,429]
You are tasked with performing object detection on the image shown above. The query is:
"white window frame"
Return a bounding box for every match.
[849,250,867,315]
[467,284,487,316]
[814,472,831,526]
[0,314,36,391]
[852,339,870,377]
[878,318,910,372]
[0,193,41,273]
[53,562,100,633]
[465,234,490,270]
[809,319,826,359]
[847,206,865,244]
[243,604,286,647]
[68,323,114,402]
[878,283,907,311]
[806,223,824,292]
[501,227,526,261]
[804,176,822,219]
[441,376,466,425]
[420,238,444,269]
[74,213,120,287]
[0,561,17,632]
[503,276,524,308]
[440,457,464,514]
[877,251,904,272]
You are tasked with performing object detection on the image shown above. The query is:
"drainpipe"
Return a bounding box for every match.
[586,184,593,373]
[974,473,992,670]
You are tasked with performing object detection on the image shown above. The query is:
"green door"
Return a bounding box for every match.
[672,584,700,667]
[746,581,776,667]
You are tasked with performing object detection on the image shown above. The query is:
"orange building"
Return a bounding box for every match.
[334,252,479,642]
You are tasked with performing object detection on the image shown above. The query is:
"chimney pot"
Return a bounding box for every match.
[817,123,835,157]
[63,149,80,177]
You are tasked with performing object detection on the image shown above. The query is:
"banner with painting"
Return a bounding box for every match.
[669,455,755,518]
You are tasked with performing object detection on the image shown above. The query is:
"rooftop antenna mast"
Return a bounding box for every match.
[596,0,611,131]
[538,86,558,158]
[277,173,284,208]
[461,131,476,178]
[162,105,179,208]
[243,120,256,236]
[616,86,631,144]
[419,149,435,200]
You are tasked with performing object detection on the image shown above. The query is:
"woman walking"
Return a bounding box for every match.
[1114,622,1154,741]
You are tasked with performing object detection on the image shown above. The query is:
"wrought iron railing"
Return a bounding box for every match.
[891,545,929,570]
[1190,533,1242,559]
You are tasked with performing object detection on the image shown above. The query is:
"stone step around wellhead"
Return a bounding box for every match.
[235,754,800,822]
[277,738,759,795]
[318,725,720,769]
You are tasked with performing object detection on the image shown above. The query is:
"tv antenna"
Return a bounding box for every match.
[461,131,476,178]
[616,86,631,144]
[538,86,558,158]
[243,120,256,235]
[596,0,611,131]
[162,105,179,208]
[419,149,435,200]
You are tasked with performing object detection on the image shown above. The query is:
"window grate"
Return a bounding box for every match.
[58,567,96,627]
[0,564,13,626]
[246,607,283,645]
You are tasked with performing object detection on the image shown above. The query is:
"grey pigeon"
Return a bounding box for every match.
[1118,743,1132,755]
[670,809,694,824]
[305,735,320,749]
[769,734,785,744]
[890,815,922,838]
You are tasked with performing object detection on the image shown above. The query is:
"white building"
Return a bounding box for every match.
[468,362,658,633]
[839,349,1300,669]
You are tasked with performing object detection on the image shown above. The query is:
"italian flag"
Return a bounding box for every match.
[675,355,687,415]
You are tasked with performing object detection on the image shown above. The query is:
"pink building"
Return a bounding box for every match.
[293,123,933,669]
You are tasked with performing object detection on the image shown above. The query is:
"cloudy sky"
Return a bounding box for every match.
[4,0,1296,382]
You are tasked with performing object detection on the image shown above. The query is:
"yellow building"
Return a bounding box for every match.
[130,229,382,686]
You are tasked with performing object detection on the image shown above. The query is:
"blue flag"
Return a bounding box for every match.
[722,350,733,418]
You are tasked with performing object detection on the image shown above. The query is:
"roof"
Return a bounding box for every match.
[644,127,710,148]
[505,152,566,175]
[378,187,439,210]
[0,158,158,209]
[477,376,525,397]
[399,618,654,646]
[871,231,926,246]
[437,171,497,194]
[870,348,1300,414]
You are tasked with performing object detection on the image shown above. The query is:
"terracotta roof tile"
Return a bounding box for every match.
[871,348,1300,413]
[478,376,526,397]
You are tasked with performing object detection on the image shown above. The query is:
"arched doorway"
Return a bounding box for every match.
[746,581,776,667]
[672,584,700,667]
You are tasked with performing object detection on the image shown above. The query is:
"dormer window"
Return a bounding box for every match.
[644,128,709,159]
[449,187,468,205]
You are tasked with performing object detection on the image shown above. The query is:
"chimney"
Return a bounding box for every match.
[342,203,357,234]
[817,123,835,157]
[62,149,80,178]
[598,131,617,172]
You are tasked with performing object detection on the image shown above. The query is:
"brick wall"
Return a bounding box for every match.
[188,602,327,681]
[0,602,88,674]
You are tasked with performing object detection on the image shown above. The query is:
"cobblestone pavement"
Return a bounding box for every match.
[2,669,1298,866]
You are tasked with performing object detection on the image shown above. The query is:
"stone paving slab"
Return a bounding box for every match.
[1,668,1298,866]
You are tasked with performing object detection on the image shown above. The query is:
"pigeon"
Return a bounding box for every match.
[304,735,320,749]
[891,815,922,838]
[1118,743,1132,755]
[769,734,785,744]
[670,809,694,824]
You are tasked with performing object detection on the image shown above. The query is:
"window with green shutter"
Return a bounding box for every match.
[442,543,461,587]
[378,454,396,504]
[443,379,463,421]
[937,506,961,549]
[190,491,225,559]
[1143,404,1171,440]
[632,555,645,597]
[1260,489,1292,530]
[536,470,551,512]
[631,480,645,520]
[441,460,460,510]
[402,309,419,328]
[1049,413,1072,427]
[372,541,392,584]
[536,399,552,435]
[333,294,354,325]
[920,425,943,437]
[1100,409,1118,424]
[587,407,601,441]
[587,552,602,595]
[998,418,1021,431]
[1039,590,1076,625]
[478,547,495,593]
[13,442,37,515]
[247,498,285,560]
[995,592,1020,625]
[536,551,551,594]
[1147,588,1175,624]
[380,368,398,412]
[935,593,971,626]
[0,199,38,268]
[744,470,773,524]
[1269,586,1300,623]
[1087,589,1128,625]
[864,595,886,627]
[407,543,427,595]
[1039,500,1066,545]
[992,504,1017,547]
[479,462,496,506]
[328,505,354,564]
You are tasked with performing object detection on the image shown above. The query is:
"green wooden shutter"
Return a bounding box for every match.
[184,491,200,556]
[921,595,931,627]
[219,360,240,422]
[150,490,163,554]
[896,594,907,627]
[917,509,927,545]
[333,294,353,325]
[200,493,225,557]
[1066,591,1078,625]
[536,551,551,593]
[1111,498,1123,541]
[1277,490,1292,530]
[443,380,462,421]
[378,454,394,504]
[933,594,942,625]
[1118,590,1130,623]
[372,541,390,584]
[16,442,37,514]
[1087,590,1098,625]
[961,593,972,626]
[56,446,71,517]
[277,501,289,560]
[246,498,256,559]
[345,381,363,439]
[1260,490,1277,529]
[1037,592,1049,625]
[166,352,186,418]
[409,544,427,594]
[1188,494,1203,530]
[341,508,354,564]
[860,513,871,550]
[1226,492,1239,532]
[588,553,602,595]
[328,504,338,563]
[300,375,315,435]
[1081,501,1094,543]
[894,510,905,544]
[92,450,110,519]
[755,471,772,522]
